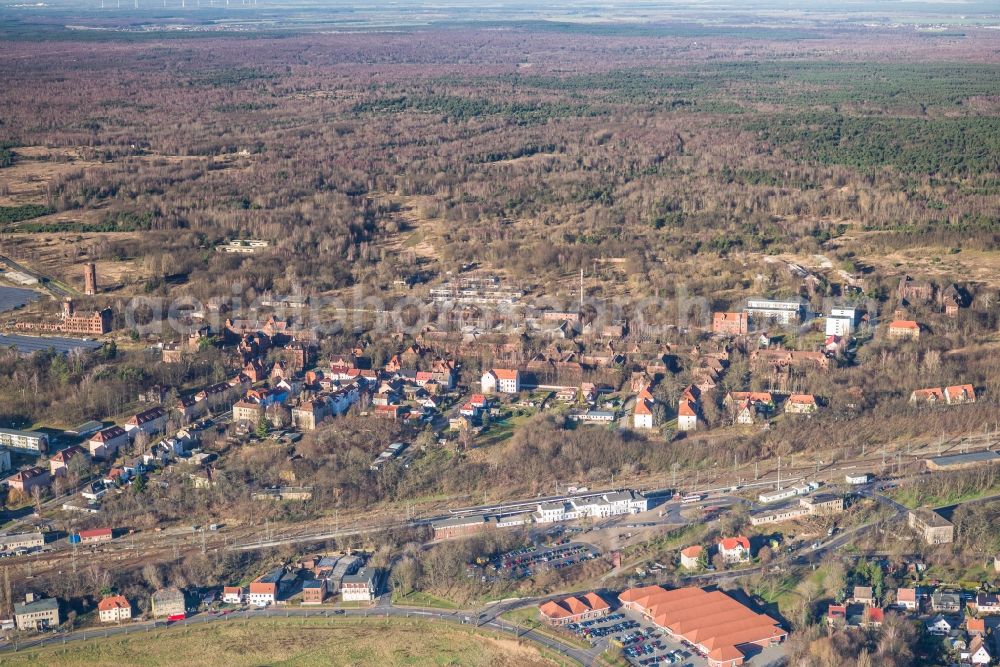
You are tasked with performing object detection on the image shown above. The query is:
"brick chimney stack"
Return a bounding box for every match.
[83,262,97,296]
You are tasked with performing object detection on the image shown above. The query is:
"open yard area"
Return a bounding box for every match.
[0,617,563,667]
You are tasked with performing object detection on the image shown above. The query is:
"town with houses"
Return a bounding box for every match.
[0,251,996,667]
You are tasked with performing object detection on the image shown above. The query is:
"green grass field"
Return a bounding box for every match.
[391,589,460,609]
[1,617,564,667]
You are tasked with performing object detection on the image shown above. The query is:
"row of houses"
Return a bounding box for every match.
[224,557,379,607]
[828,585,998,664]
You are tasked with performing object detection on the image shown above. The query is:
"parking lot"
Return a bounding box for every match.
[562,609,707,667]
[487,541,601,580]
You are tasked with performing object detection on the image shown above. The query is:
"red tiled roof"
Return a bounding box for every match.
[944,384,976,401]
[912,387,945,401]
[681,545,703,558]
[708,645,744,663]
[491,368,519,380]
[91,425,126,442]
[865,607,884,624]
[719,536,750,552]
[98,595,129,611]
[51,445,87,463]
[539,592,610,620]
[728,391,773,403]
[619,586,785,659]
[890,320,919,330]
[897,588,916,603]
[788,394,816,405]
[677,400,696,417]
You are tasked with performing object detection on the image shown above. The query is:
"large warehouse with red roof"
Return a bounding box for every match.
[618,585,787,667]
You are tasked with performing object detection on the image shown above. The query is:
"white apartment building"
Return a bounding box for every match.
[745,298,803,325]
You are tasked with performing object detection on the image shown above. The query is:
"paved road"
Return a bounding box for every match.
[0,603,596,664]
[0,254,72,298]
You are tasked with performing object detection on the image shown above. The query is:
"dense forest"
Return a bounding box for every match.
[0,27,997,304]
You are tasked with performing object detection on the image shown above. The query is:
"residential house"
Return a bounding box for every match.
[975,592,1000,615]
[717,536,751,564]
[944,384,977,405]
[633,389,656,429]
[930,591,962,613]
[8,467,51,495]
[910,384,976,407]
[850,586,875,607]
[175,395,201,422]
[539,593,610,626]
[222,586,245,604]
[481,368,520,394]
[97,595,132,623]
[49,445,89,477]
[125,407,168,439]
[555,387,578,403]
[341,568,378,602]
[895,587,918,611]
[373,404,406,420]
[301,580,327,605]
[826,604,847,628]
[724,392,774,414]
[734,400,757,425]
[887,320,920,340]
[249,568,286,607]
[785,394,818,415]
[909,387,946,406]
[677,399,699,431]
[291,398,330,431]
[862,607,884,628]
[87,425,128,460]
[825,335,844,354]
[630,371,652,394]
[941,284,964,317]
[751,349,830,375]
[968,617,986,636]
[151,587,186,618]
[233,400,265,425]
[14,593,59,631]
[680,545,704,569]
[926,615,954,635]
[967,635,992,665]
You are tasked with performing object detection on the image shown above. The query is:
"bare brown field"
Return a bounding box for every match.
[0,146,100,206]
